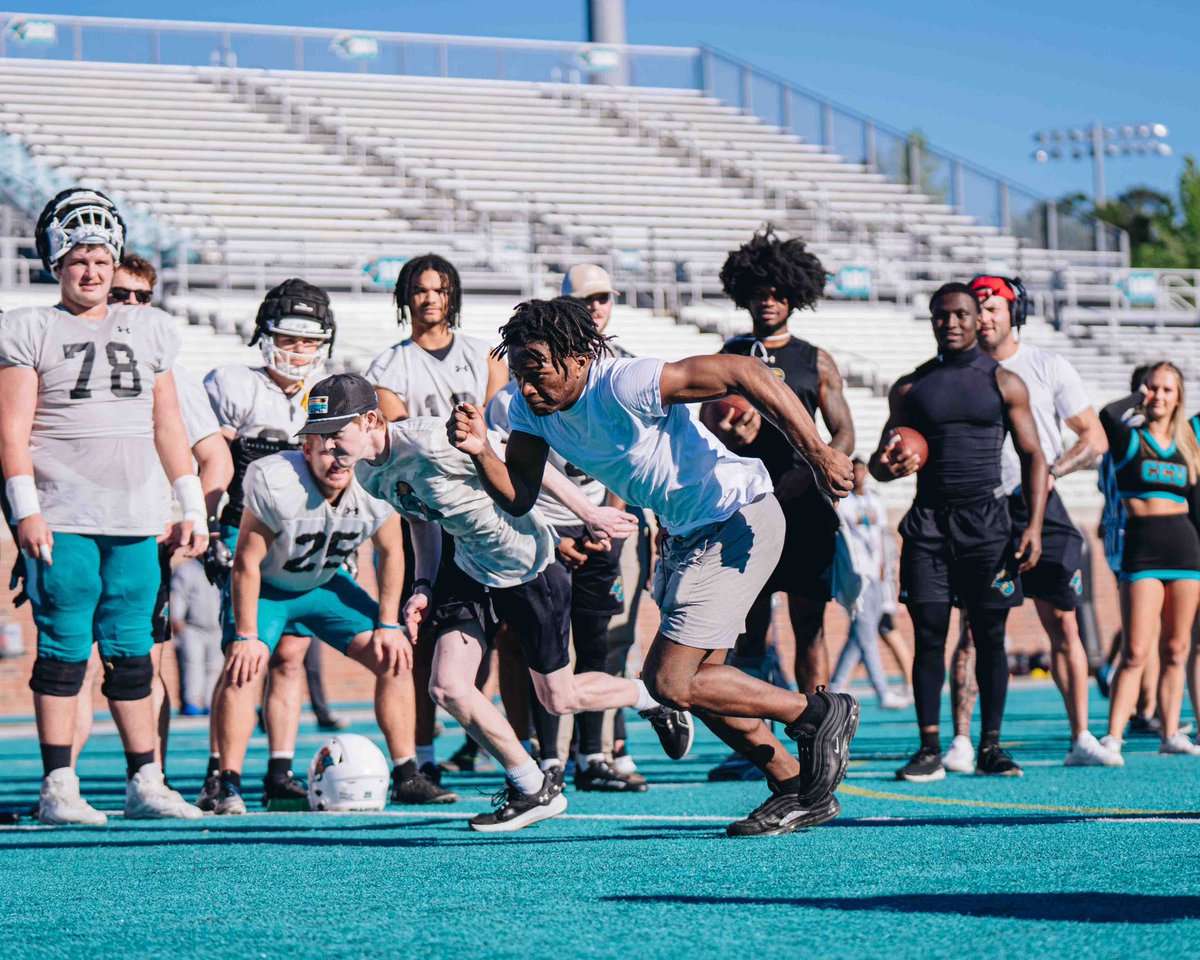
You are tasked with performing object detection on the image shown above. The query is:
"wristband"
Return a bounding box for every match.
[5,475,41,522]
[234,634,258,642]
[412,578,434,593]
[376,622,402,631]
[172,474,206,526]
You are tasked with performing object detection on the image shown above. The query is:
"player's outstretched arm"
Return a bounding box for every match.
[869,379,920,482]
[371,513,411,674]
[227,509,276,686]
[153,371,208,557]
[999,368,1048,572]
[0,366,53,563]
[660,355,853,500]
[191,433,234,519]
[449,402,549,515]
[540,463,638,542]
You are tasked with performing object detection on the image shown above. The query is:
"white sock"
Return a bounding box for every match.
[269,751,291,760]
[577,751,606,768]
[392,755,415,769]
[416,745,435,769]
[633,679,659,712]
[507,759,543,794]
[539,758,562,772]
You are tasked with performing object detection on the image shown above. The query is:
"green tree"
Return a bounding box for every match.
[1083,156,1200,268]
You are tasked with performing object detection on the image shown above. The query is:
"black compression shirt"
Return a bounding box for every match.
[719,334,821,483]
[902,347,1006,507]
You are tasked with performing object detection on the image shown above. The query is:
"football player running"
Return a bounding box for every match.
[201,279,337,811]
[210,376,408,814]
[0,188,206,824]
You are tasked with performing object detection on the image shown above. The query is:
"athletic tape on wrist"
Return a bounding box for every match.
[5,475,41,521]
[172,474,206,524]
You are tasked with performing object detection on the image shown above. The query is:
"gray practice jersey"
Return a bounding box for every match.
[365,333,492,417]
[0,303,179,535]
[355,418,554,588]
[486,380,604,531]
[204,364,311,440]
[243,451,393,593]
[176,363,220,448]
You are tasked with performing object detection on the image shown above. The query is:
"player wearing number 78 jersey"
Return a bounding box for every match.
[209,421,409,815]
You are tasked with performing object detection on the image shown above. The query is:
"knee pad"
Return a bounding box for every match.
[29,657,89,697]
[100,654,154,701]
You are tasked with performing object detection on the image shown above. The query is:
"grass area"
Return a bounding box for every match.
[3,683,1199,959]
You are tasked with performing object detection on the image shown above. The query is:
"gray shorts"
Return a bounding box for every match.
[652,495,785,650]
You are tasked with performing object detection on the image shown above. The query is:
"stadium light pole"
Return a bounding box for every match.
[1032,122,1172,251]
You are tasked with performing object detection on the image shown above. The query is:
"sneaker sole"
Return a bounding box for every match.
[468,792,568,833]
[796,692,860,805]
[975,768,1024,777]
[214,801,247,816]
[726,794,841,838]
[1064,756,1125,767]
[574,781,649,793]
[648,711,694,761]
[125,807,203,820]
[942,761,976,774]
[896,766,947,783]
[38,812,108,826]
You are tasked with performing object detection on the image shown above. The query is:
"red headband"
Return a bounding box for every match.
[970,276,1016,302]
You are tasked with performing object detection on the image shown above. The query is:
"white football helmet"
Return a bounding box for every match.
[307,733,389,812]
[35,187,126,274]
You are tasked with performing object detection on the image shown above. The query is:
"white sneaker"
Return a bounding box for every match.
[1159,733,1200,756]
[38,768,108,826]
[1064,731,1124,767]
[126,763,203,819]
[1099,734,1125,756]
[879,691,912,710]
[941,735,976,773]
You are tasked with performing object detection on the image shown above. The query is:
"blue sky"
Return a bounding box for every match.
[10,1,1197,205]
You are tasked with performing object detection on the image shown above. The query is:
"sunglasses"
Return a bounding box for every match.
[584,292,612,305]
[109,287,152,304]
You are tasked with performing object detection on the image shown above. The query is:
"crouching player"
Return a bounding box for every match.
[211,387,410,814]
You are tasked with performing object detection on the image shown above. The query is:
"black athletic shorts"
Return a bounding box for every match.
[1008,488,1085,610]
[431,546,571,675]
[762,486,839,601]
[152,543,173,644]
[1120,513,1200,583]
[899,497,1023,610]
[877,612,895,636]
[554,525,624,617]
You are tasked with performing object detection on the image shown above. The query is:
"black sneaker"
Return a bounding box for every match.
[896,746,946,782]
[316,713,350,732]
[574,758,649,793]
[196,771,222,812]
[1129,714,1163,736]
[975,743,1023,777]
[726,787,840,837]
[439,740,479,774]
[638,706,694,760]
[391,768,459,805]
[785,688,860,805]
[418,762,444,786]
[262,771,309,811]
[468,772,567,833]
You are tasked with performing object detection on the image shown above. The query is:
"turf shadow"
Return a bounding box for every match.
[605,892,1200,924]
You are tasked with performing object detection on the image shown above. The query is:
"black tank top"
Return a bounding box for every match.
[1099,396,1194,503]
[903,347,1006,507]
[720,334,821,483]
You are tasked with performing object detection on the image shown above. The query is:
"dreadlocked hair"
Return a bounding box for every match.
[394,253,463,328]
[493,297,613,369]
[719,226,827,313]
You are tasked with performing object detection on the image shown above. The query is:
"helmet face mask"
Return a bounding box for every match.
[36,188,126,275]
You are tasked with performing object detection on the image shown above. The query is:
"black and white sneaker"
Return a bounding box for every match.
[785,688,860,805]
[638,706,694,760]
[196,771,222,812]
[262,771,309,811]
[468,772,567,833]
[213,779,246,816]
[391,768,460,805]
[574,758,649,793]
[975,743,1023,777]
[896,746,947,782]
[726,788,840,838]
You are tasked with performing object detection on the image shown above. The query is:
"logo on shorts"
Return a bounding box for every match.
[1070,570,1083,595]
[308,395,330,415]
[991,568,1016,598]
[610,576,625,604]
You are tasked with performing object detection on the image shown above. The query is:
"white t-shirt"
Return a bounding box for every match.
[354,418,554,588]
[366,333,493,418]
[243,451,393,593]
[486,380,605,531]
[0,303,179,535]
[997,342,1091,495]
[507,357,773,537]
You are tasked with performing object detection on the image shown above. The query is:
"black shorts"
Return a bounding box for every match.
[899,497,1023,610]
[1121,513,1200,583]
[152,543,173,644]
[431,549,571,675]
[1008,489,1085,610]
[555,525,624,617]
[762,486,838,600]
[878,612,895,636]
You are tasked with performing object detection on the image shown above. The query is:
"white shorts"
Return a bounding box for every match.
[651,495,785,650]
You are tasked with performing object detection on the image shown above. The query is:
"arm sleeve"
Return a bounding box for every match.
[1052,355,1093,422]
[1099,392,1141,457]
[241,460,282,532]
[611,357,666,417]
[0,310,39,369]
